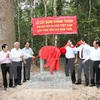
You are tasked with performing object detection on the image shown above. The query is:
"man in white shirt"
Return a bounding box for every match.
[75,38,90,86]
[65,39,78,83]
[0,44,13,90]
[22,41,34,82]
[83,40,100,88]
[10,42,32,87]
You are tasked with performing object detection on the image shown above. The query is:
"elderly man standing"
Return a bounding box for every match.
[0,44,13,90]
[22,41,34,82]
[10,42,32,87]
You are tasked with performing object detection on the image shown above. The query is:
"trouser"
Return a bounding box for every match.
[12,61,22,85]
[1,63,13,88]
[65,58,76,82]
[23,58,32,80]
[93,61,100,85]
[89,60,95,84]
[77,59,89,83]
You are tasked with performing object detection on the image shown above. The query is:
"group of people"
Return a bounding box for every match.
[0,38,100,91]
[65,38,100,88]
[0,41,34,90]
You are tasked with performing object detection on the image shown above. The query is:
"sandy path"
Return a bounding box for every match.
[0,82,100,100]
[0,65,100,100]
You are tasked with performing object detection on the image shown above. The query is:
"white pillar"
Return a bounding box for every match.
[40,58,44,73]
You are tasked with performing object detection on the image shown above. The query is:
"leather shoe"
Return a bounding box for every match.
[75,81,81,85]
[23,80,26,82]
[9,85,13,87]
[12,84,17,88]
[4,87,7,91]
[89,83,95,87]
[18,83,22,85]
[72,81,76,84]
[84,83,89,86]
[96,84,99,89]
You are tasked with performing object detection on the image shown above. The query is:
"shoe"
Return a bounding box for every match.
[4,87,7,91]
[75,81,81,85]
[75,79,81,85]
[72,81,76,84]
[12,84,17,88]
[89,83,95,87]
[12,86,16,88]
[96,84,99,89]
[9,85,13,88]
[23,80,26,82]
[18,83,22,85]
[27,78,30,80]
[9,85,12,87]
[84,82,89,86]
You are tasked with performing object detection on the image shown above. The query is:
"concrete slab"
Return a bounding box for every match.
[26,72,72,90]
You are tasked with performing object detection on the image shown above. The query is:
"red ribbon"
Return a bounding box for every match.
[59,41,83,55]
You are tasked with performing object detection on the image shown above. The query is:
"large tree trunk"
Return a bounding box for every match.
[0,0,15,50]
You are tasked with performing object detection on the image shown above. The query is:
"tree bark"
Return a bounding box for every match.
[52,0,57,46]
[17,0,21,43]
[88,0,91,20]
[0,0,15,50]
[43,0,48,46]
[30,0,33,48]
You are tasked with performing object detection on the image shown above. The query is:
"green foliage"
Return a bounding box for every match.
[14,0,100,55]
[67,0,100,45]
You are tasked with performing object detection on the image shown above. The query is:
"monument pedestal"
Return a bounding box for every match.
[26,72,72,90]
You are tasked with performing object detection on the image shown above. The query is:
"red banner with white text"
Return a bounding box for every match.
[32,16,77,35]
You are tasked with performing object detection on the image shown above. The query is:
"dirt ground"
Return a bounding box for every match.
[0,65,100,100]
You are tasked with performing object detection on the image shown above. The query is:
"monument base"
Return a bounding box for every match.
[26,72,72,90]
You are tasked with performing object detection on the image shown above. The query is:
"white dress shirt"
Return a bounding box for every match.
[75,44,90,59]
[22,47,34,59]
[10,48,32,62]
[0,51,11,64]
[84,46,100,61]
[65,46,77,59]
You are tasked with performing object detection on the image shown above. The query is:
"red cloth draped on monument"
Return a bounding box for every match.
[39,41,82,74]
[39,46,61,74]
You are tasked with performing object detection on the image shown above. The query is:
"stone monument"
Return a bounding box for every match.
[26,58,72,90]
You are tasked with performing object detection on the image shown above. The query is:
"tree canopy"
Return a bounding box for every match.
[14,0,100,55]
